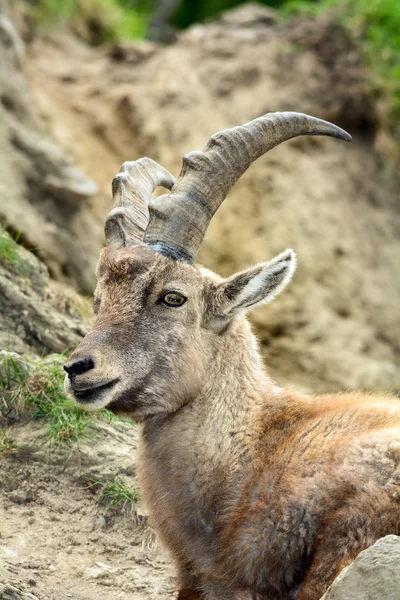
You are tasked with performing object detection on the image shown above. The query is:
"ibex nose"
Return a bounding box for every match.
[64,358,94,378]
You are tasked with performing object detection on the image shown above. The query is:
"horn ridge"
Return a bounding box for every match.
[105,158,175,247]
[145,112,351,262]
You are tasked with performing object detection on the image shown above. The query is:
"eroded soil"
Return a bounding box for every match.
[0,420,175,599]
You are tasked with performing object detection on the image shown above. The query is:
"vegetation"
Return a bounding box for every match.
[1,352,93,445]
[284,0,400,130]
[86,476,140,512]
[0,228,34,277]
[25,358,93,445]
[0,352,27,394]
[0,429,17,452]
[24,0,153,43]
[0,352,129,447]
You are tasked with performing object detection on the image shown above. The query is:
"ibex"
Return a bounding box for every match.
[64,113,400,600]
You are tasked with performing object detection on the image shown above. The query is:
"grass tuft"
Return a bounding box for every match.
[0,229,34,277]
[0,352,28,392]
[0,429,18,452]
[86,476,140,512]
[0,354,93,445]
[1,353,92,446]
[23,361,93,445]
[101,408,132,425]
[99,476,140,511]
[1,352,133,448]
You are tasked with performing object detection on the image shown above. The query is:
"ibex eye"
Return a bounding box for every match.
[160,292,186,307]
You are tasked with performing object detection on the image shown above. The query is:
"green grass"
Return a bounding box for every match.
[99,476,140,511]
[1,353,93,445]
[87,476,140,512]
[0,352,27,393]
[101,408,132,425]
[24,0,153,43]
[283,0,400,129]
[0,429,18,452]
[1,351,134,448]
[24,359,93,445]
[0,229,34,277]
[0,352,125,447]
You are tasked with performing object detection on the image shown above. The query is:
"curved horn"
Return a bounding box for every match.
[105,157,175,247]
[144,112,351,262]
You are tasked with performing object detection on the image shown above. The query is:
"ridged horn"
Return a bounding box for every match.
[105,157,175,247]
[144,112,351,262]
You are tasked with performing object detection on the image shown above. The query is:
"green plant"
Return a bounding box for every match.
[0,353,92,445]
[87,476,140,512]
[25,0,153,43]
[0,352,27,393]
[0,229,34,277]
[283,0,400,127]
[21,357,94,445]
[101,408,132,424]
[1,352,133,447]
[0,429,18,452]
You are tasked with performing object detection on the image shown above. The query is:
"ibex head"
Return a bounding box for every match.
[64,112,351,419]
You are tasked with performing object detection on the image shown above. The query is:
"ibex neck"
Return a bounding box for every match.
[196,317,279,426]
[142,318,280,449]
[138,318,280,548]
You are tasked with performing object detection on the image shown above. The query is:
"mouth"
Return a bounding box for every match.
[72,379,119,403]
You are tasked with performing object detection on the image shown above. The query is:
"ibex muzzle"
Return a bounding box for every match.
[64,113,400,600]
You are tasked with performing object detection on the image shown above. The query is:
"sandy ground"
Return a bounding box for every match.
[0,419,175,599]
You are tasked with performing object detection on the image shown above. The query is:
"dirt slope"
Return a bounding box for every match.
[0,420,175,600]
[16,2,400,393]
[0,1,100,290]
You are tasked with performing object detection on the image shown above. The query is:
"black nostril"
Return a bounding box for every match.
[64,358,94,377]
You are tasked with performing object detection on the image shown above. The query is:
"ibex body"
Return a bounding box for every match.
[65,113,400,600]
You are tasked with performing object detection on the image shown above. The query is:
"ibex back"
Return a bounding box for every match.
[65,113,400,600]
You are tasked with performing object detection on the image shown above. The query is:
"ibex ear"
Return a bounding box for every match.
[212,249,296,324]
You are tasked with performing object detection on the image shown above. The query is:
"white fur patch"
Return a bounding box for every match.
[229,249,296,313]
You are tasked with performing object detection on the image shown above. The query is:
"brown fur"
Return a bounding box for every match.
[65,245,400,600]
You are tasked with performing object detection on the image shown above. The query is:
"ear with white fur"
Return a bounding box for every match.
[213,249,296,321]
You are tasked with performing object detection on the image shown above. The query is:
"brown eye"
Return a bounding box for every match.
[160,292,186,307]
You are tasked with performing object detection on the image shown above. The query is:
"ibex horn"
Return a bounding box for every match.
[144,112,351,263]
[105,158,175,247]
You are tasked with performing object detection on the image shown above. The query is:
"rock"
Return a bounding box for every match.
[321,535,400,600]
[218,3,278,27]
[0,231,89,356]
[7,490,32,504]
[0,584,39,600]
[95,561,112,569]
[0,8,98,291]
[98,515,107,529]
[84,564,114,580]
